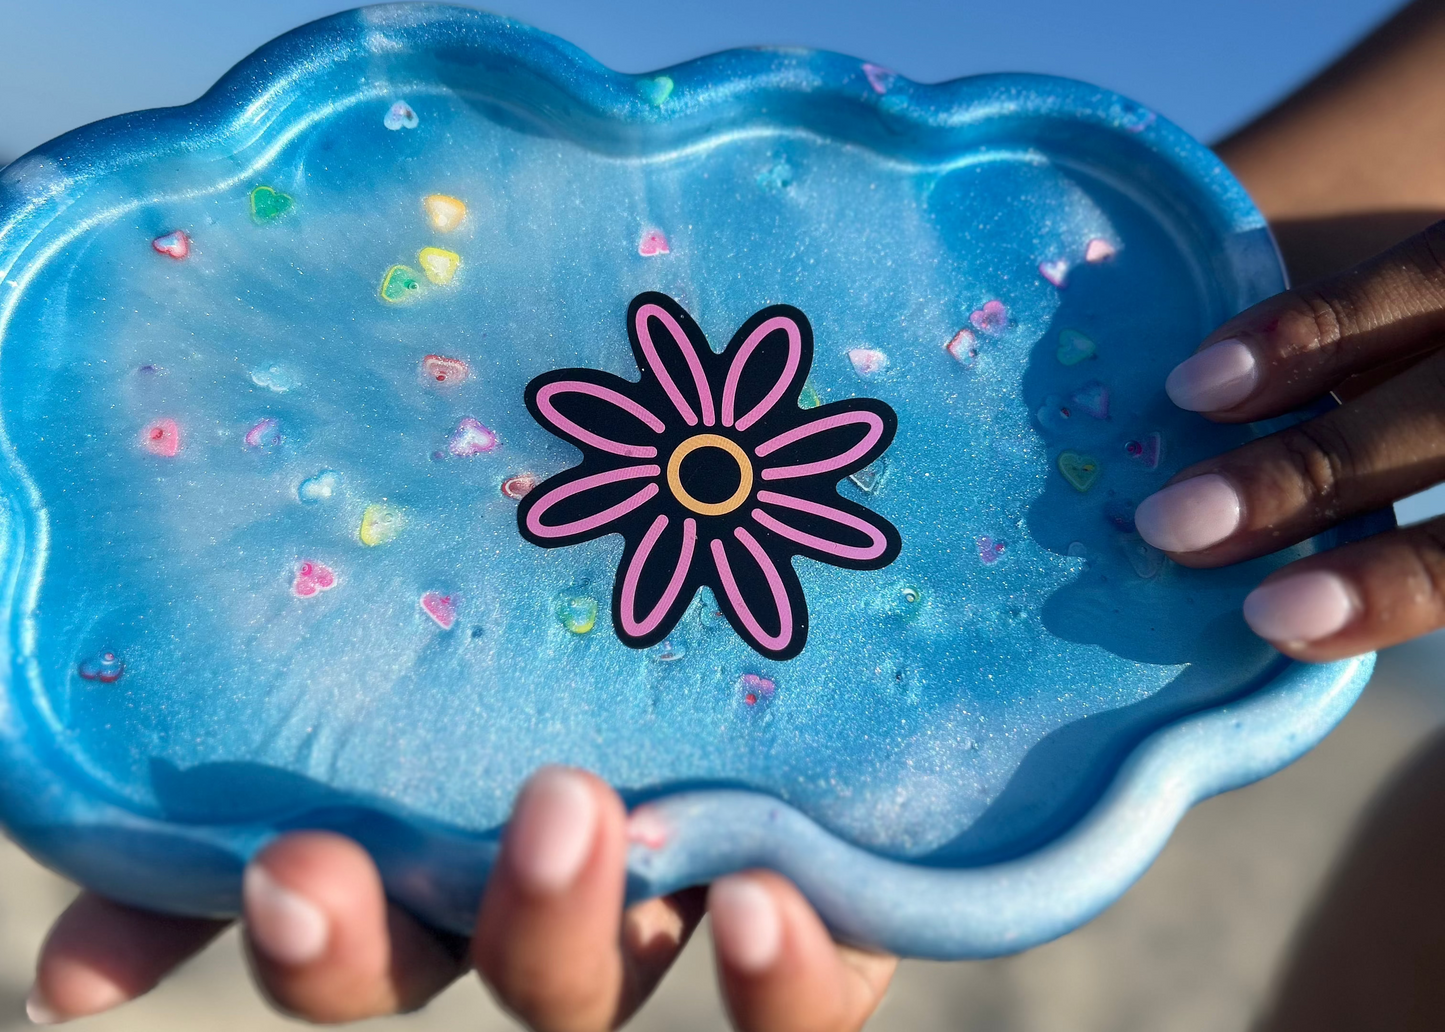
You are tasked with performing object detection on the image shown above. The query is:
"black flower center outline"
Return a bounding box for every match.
[517,291,901,660]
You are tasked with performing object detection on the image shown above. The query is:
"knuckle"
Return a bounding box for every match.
[1273,422,1357,519]
[1263,290,1350,371]
[1416,219,1445,281]
[1408,518,1445,615]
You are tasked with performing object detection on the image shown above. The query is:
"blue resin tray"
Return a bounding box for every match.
[0,5,1385,958]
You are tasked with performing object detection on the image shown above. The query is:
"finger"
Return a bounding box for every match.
[1135,347,1445,566]
[243,831,466,1023]
[709,872,896,1032]
[30,893,225,1024]
[1239,514,1445,661]
[1164,219,1445,421]
[476,767,693,1032]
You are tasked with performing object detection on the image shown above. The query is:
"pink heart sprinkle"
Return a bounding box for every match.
[141,418,180,457]
[626,807,670,850]
[422,354,469,385]
[293,560,336,598]
[1085,238,1117,263]
[501,472,539,500]
[420,591,457,630]
[448,416,498,456]
[1125,431,1162,469]
[740,673,776,703]
[638,229,670,256]
[945,328,977,366]
[1070,381,1110,420]
[152,230,189,259]
[1038,259,1069,288]
[847,347,889,376]
[977,536,1007,565]
[244,417,282,449]
[862,63,895,95]
[970,300,1008,334]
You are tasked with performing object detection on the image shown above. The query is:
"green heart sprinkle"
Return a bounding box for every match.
[380,265,422,303]
[1057,451,1100,492]
[641,75,674,106]
[1056,329,1097,366]
[250,185,294,221]
[798,382,822,409]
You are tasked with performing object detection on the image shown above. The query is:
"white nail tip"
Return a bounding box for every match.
[26,987,60,1026]
[244,864,330,966]
[1165,339,1259,412]
[511,768,598,895]
[711,876,783,974]
[1243,571,1356,645]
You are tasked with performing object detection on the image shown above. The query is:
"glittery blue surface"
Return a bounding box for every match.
[0,4,1385,956]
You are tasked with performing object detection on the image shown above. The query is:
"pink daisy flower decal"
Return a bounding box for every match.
[518,292,901,660]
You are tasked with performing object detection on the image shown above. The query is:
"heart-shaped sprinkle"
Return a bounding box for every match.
[557,595,598,634]
[423,194,467,232]
[141,418,180,457]
[798,382,822,409]
[152,230,189,259]
[250,185,293,221]
[251,362,300,392]
[970,300,1008,334]
[501,472,538,499]
[1056,329,1097,366]
[359,503,402,547]
[1125,431,1163,469]
[1038,258,1069,288]
[847,347,889,376]
[862,62,896,95]
[756,155,794,191]
[298,470,342,504]
[244,417,282,450]
[418,246,460,285]
[1070,381,1110,420]
[420,591,458,630]
[422,354,469,385]
[638,229,670,256]
[1035,395,1072,432]
[293,560,336,598]
[1119,534,1164,578]
[946,328,978,366]
[384,100,419,130]
[448,416,498,456]
[740,673,776,706]
[380,264,422,303]
[78,650,124,683]
[1104,499,1137,532]
[640,76,674,106]
[976,535,1007,565]
[651,639,686,662]
[1085,237,1117,263]
[627,807,670,849]
[137,364,166,377]
[1058,451,1100,492]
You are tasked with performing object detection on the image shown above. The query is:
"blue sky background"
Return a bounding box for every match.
[0,0,1408,161]
[3,0,1442,523]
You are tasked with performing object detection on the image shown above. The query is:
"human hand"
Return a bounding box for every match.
[28,767,896,1030]
[1134,221,1445,660]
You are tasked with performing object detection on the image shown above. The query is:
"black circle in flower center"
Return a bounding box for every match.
[678,443,744,506]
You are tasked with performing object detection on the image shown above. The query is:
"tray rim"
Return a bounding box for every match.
[0,2,1387,957]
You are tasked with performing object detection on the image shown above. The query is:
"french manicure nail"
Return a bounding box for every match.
[710,875,782,975]
[1134,474,1242,552]
[26,986,59,1026]
[1243,571,1356,645]
[244,863,329,966]
[1166,338,1260,411]
[509,767,598,895]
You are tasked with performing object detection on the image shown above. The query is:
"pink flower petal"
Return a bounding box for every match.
[755,410,885,482]
[535,379,666,458]
[710,528,794,654]
[721,315,804,431]
[752,491,889,561]
[618,514,698,638]
[634,301,715,427]
[523,464,660,540]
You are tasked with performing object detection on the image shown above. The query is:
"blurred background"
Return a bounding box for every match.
[2,1,1444,1028]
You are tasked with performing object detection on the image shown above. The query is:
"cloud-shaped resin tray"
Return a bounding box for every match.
[0,4,1387,958]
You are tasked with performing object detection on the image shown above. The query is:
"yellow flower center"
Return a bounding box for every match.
[666,433,753,517]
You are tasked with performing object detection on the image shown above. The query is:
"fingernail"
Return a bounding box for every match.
[1166,338,1259,411]
[710,875,783,975]
[244,863,329,966]
[1243,571,1357,645]
[1135,473,1242,552]
[508,767,598,895]
[26,986,60,1026]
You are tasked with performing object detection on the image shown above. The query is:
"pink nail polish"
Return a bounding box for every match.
[508,767,598,895]
[1243,571,1356,645]
[710,875,782,974]
[1134,474,1241,553]
[1165,339,1259,411]
[243,864,329,966]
